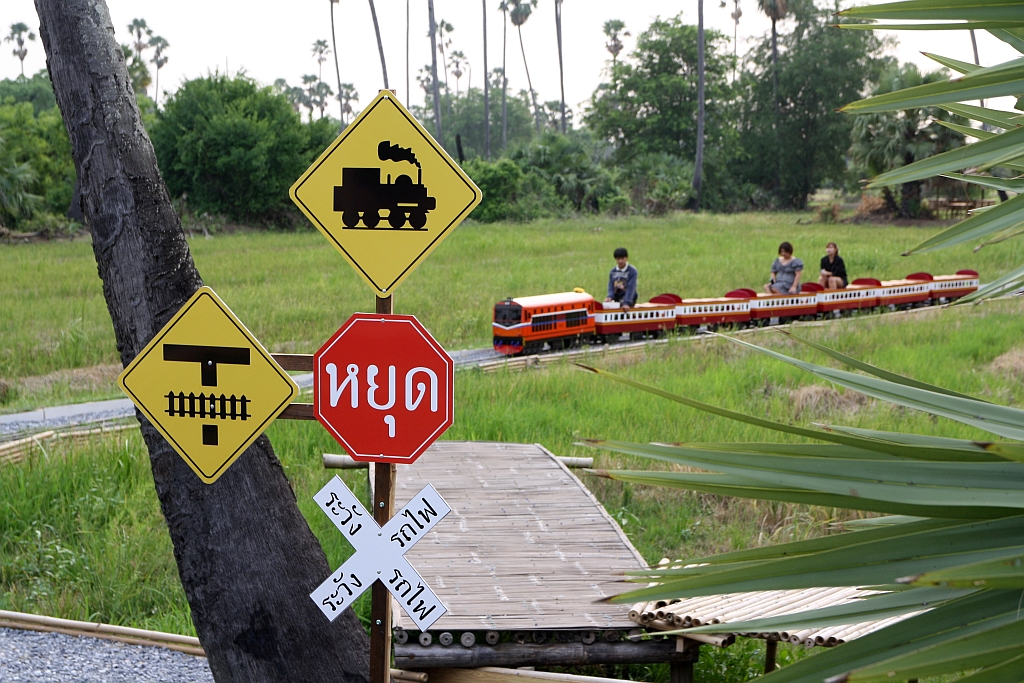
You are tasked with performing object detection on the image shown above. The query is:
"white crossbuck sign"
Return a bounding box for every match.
[310,476,451,631]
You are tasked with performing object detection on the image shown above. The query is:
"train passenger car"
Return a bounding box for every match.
[492,291,596,355]
[876,277,932,309]
[923,270,980,301]
[802,281,880,313]
[593,301,677,341]
[726,288,818,323]
[651,293,752,329]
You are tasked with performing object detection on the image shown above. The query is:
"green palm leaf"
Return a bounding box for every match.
[902,553,1024,588]
[839,0,1024,24]
[940,102,1024,128]
[777,329,985,400]
[924,52,985,74]
[841,61,1024,114]
[709,333,1024,443]
[942,171,1024,192]
[866,126,1024,187]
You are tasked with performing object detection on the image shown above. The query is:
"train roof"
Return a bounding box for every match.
[678,297,748,304]
[507,291,594,308]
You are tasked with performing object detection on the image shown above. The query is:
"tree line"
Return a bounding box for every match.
[0,1,969,233]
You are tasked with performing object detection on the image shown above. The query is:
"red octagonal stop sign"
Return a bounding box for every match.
[314,314,454,463]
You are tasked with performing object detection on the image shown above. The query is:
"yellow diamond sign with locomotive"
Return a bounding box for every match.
[118,287,298,484]
[289,90,481,296]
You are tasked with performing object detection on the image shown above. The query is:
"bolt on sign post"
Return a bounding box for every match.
[117,287,298,484]
[289,89,481,297]
[292,91,478,683]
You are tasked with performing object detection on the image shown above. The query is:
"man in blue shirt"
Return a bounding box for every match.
[606,247,638,311]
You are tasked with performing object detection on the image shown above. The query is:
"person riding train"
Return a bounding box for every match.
[765,241,803,295]
[606,247,638,311]
[819,241,848,289]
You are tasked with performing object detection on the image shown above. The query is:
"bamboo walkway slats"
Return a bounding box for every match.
[0,423,136,465]
[371,442,646,631]
[630,585,920,648]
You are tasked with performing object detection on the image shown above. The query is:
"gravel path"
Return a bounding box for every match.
[0,627,214,683]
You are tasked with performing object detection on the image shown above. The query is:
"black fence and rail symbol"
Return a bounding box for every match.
[162,343,252,446]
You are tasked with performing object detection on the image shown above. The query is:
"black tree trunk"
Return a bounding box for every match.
[33,1,371,681]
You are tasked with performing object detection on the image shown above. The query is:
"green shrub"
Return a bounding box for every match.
[463,157,566,223]
[150,74,330,225]
[20,212,81,238]
[0,101,75,225]
[817,202,841,224]
[621,153,694,215]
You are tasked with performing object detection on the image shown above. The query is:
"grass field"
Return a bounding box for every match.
[3,214,1024,681]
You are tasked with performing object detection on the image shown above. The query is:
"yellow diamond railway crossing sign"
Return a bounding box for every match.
[290,90,481,296]
[118,287,298,484]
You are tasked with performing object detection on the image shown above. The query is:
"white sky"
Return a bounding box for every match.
[1,1,1020,118]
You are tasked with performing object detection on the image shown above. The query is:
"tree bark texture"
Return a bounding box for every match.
[33,1,371,681]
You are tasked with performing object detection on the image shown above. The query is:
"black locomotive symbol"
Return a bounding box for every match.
[163,344,251,446]
[334,141,437,230]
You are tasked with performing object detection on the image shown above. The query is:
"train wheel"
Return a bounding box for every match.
[342,210,359,228]
[362,210,380,228]
[409,211,427,229]
[388,210,407,228]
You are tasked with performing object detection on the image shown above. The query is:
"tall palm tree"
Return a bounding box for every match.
[508,0,541,133]
[127,18,152,97]
[435,19,454,93]
[554,0,566,134]
[5,23,36,77]
[757,0,787,189]
[499,2,509,151]
[338,83,358,125]
[482,0,491,159]
[692,0,705,210]
[427,0,444,141]
[407,0,411,105]
[148,35,169,109]
[127,18,151,60]
[449,51,467,97]
[301,74,319,121]
[602,20,628,65]
[730,0,742,79]
[367,0,389,88]
[312,39,330,84]
[329,0,344,130]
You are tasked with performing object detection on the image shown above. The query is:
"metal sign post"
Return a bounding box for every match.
[290,89,478,683]
[372,294,395,683]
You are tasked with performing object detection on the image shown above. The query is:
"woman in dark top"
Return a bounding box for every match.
[818,242,847,289]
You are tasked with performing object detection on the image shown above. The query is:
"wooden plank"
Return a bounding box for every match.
[278,403,315,420]
[376,442,646,631]
[427,666,648,683]
[394,640,696,668]
[272,353,313,371]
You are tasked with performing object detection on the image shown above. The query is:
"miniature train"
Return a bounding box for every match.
[491,270,980,356]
